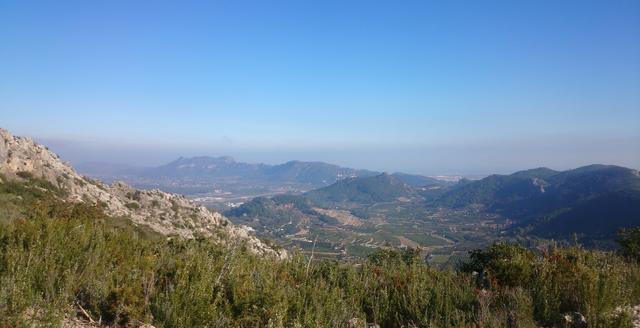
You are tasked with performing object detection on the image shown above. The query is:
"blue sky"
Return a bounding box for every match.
[1,0,639,174]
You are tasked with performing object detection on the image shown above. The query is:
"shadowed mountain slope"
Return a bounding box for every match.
[432,165,640,243]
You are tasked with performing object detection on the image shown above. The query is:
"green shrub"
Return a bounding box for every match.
[15,171,33,180]
[0,189,638,327]
[461,242,640,327]
[617,227,640,261]
[125,202,140,210]
[461,242,535,288]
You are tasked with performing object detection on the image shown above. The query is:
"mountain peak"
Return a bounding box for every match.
[510,167,558,179]
[173,155,236,164]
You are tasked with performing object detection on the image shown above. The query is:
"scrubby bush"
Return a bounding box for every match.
[460,242,640,327]
[618,227,640,261]
[15,171,33,180]
[460,242,535,288]
[0,180,638,327]
[125,202,140,210]
[0,209,475,327]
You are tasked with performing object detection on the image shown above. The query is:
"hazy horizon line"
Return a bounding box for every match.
[36,137,639,177]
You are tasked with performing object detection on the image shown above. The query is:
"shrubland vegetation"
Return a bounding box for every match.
[618,227,640,262]
[0,177,639,327]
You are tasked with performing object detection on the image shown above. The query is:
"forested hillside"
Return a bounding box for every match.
[433,165,640,244]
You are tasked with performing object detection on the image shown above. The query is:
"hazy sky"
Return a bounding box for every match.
[1,0,639,174]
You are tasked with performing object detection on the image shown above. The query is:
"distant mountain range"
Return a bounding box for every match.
[142,156,266,179]
[227,164,640,247]
[79,155,640,247]
[78,156,444,193]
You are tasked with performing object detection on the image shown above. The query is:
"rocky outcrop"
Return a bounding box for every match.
[0,128,285,259]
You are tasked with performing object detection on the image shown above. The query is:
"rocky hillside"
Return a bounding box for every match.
[0,128,285,258]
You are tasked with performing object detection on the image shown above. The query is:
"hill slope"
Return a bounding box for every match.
[391,172,446,187]
[305,173,416,206]
[224,174,420,247]
[0,128,284,258]
[432,165,640,243]
[264,160,377,186]
[143,156,267,179]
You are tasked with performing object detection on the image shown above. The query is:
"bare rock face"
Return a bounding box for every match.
[0,128,286,259]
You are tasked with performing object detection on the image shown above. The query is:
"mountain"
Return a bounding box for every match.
[143,156,267,180]
[432,165,640,243]
[305,173,416,206]
[431,169,557,210]
[226,163,640,255]
[80,156,379,193]
[264,160,377,186]
[225,173,419,241]
[509,167,560,180]
[527,190,640,244]
[434,165,640,212]
[0,128,285,258]
[226,194,327,237]
[391,172,445,187]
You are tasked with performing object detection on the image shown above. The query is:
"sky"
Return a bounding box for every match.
[1,0,639,175]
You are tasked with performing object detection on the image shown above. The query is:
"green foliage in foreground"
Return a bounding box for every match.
[618,227,640,262]
[0,183,638,327]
